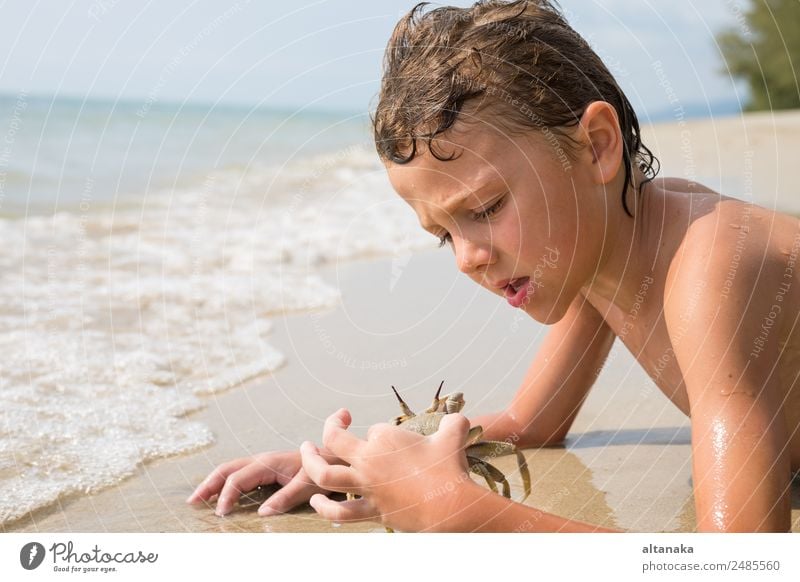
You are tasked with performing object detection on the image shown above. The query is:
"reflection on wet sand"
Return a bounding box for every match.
[566,427,694,532]
[517,446,617,531]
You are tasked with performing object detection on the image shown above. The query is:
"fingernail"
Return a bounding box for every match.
[259,506,279,517]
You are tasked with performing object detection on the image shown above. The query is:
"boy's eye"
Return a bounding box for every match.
[434,194,506,248]
[472,195,506,220]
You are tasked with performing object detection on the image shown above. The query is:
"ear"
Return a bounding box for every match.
[577,101,623,185]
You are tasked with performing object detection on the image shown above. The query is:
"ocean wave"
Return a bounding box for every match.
[0,143,434,524]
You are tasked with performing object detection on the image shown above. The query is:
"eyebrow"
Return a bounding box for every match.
[419,187,487,231]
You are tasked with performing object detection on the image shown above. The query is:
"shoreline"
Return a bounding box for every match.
[6,108,800,533]
[7,249,796,532]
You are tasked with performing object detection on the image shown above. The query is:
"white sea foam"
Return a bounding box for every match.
[0,144,434,524]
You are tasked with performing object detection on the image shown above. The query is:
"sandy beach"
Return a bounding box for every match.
[641,109,800,215]
[4,110,800,533]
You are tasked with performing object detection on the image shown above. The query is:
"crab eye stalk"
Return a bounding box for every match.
[434,380,444,401]
[391,385,414,417]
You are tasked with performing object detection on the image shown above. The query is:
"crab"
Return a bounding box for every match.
[389,381,531,502]
[347,381,531,531]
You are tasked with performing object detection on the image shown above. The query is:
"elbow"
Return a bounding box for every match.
[510,418,569,449]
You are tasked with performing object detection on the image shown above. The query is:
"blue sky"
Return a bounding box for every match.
[0,0,747,118]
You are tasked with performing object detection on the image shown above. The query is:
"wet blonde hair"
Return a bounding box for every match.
[372,0,659,217]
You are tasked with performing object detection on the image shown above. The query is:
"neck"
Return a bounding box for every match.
[580,171,658,313]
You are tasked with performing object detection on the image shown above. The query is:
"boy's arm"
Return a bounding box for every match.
[665,222,792,532]
[472,294,616,447]
[431,481,618,532]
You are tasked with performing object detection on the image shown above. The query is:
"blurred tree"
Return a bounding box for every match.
[717,0,800,110]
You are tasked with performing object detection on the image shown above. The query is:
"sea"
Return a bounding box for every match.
[0,93,433,525]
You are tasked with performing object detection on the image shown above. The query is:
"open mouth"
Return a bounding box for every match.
[510,277,528,292]
[503,277,531,308]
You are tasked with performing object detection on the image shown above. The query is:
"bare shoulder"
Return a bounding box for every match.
[663,197,796,364]
[666,197,796,291]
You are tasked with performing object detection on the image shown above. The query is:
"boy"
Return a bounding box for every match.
[188,0,800,532]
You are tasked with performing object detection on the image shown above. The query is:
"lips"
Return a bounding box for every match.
[502,277,532,308]
[492,277,527,291]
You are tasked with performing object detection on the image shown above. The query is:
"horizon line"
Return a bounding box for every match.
[0,90,367,118]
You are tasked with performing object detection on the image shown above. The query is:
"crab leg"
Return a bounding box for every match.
[468,457,511,498]
[467,458,499,495]
[466,425,484,446]
[515,450,531,501]
[466,440,516,459]
[467,442,531,502]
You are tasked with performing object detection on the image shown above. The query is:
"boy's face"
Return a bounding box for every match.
[385,116,610,324]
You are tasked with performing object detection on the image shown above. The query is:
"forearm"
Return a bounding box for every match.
[434,482,619,533]
[469,409,516,442]
[470,409,565,448]
[471,300,615,449]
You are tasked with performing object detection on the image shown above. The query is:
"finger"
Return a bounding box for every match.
[214,462,280,516]
[258,469,320,517]
[434,413,471,448]
[321,409,365,463]
[309,493,379,523]
[300,440,362,494]
[186,458,252,503]
[366,422,396,441]
[330,407,352,429]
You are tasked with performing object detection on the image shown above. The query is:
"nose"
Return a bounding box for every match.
[453,235,491,275]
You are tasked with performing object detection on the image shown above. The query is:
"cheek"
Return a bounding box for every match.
[494,219,523,254]
[496,200,536,252]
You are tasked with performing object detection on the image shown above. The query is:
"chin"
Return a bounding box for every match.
[520,290,571,325]
[526,306,562,325]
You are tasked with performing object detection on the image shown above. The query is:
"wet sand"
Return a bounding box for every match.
[6,247,799,533]
[6,110,800,533]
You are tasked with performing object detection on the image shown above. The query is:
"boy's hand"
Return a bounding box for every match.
[300,408,478,532]
[186,448,344,517]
